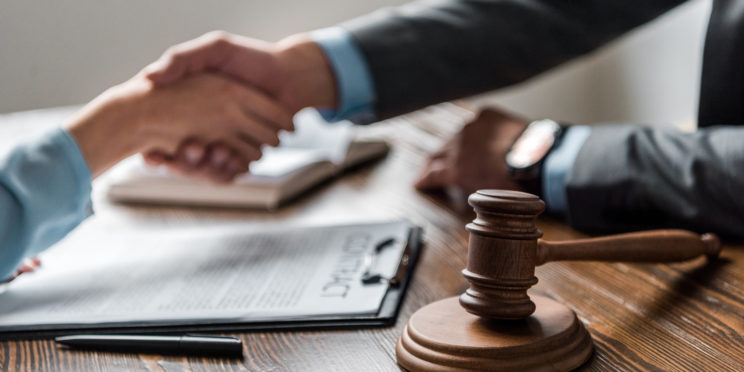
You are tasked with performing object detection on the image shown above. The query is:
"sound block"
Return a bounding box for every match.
[396,295,593,371]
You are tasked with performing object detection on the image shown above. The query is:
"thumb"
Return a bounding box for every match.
[143,50,198,86]
[142,59,181,85]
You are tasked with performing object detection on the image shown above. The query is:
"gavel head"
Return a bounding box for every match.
[460,189,545,320]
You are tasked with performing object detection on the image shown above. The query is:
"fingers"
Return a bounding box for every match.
[170,139,207,173]
[415,138,458,190]
[235,87,295,132]
[228,85,294,149]
[161,140,255,183]
[220,137,261,165]
[5,257,42,283]
[144,31,235,86]
[143,150,171,166]
[414,157,456,190]
[202,144,250,183]
[236,119,281,148]
[30,257,41,267]
[226,89,291,150]
[17,257,41,274]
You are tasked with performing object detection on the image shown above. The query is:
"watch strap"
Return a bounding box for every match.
[508,119,568,198]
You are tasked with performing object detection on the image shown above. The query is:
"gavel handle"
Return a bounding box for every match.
[536,229,721,266]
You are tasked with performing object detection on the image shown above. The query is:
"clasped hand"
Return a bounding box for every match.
[136,30,528,193]
[133,31,337,180]
[66,70,294,182]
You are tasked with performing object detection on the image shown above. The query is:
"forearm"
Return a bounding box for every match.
[64,81,149,177]
[341,0,685,119]
[0,83,136,279]
[0,129,92,279]
[565,124,744,238]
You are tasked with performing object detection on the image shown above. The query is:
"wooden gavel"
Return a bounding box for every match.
[460,189,722,320]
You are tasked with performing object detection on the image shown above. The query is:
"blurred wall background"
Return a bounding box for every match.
[0,0,710,128]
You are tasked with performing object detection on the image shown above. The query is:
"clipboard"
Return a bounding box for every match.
[0,223,423,340]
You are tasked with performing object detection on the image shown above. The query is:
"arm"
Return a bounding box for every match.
[410,106,744,239]
[66,75,291,179]
[0,129,92,280]
[565,124,744,238]
[147,1,686,123]
[140,1,688,199]
[0,73,292,280]
[340,0,686,120]
[140,0,685,171]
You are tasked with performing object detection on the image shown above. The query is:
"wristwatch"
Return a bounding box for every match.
[505,119,566,197]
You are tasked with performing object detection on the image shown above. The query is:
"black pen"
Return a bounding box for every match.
[55,334,243,358]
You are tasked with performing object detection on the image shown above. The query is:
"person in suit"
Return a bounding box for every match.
[144,0,744,238]
[0,72,293,281]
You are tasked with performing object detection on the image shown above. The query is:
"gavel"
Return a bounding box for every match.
[460,189,722,320]
[396,189,721,371]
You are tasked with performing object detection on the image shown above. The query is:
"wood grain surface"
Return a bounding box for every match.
[1,103,743,371]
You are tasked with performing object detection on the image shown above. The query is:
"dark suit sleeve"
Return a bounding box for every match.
[565,125,744,238]
[341,0,685,120]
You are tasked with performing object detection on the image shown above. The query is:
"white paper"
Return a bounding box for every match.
[246,108,352,177]
[106,108,352,183]
[0,221,410,330]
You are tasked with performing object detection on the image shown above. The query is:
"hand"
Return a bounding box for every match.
[144,31,337,112]
[141,31,338,176]
[3,257,40,283]
[143,139,250,183]
[414,108,529,194]
[65,72,293,181]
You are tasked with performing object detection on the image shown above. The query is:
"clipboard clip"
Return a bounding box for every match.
[361,237,411,286]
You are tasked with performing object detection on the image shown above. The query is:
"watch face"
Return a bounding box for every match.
[506,119,561,169]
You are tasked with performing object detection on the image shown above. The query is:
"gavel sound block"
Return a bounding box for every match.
[396,190,721,372]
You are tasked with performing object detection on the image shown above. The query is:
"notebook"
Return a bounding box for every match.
[0,220,422,339]
[106,109,389,209]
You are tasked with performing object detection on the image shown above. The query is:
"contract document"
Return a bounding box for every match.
[0,221,419,336]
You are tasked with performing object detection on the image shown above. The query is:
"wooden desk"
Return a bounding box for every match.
[1,104,743,371]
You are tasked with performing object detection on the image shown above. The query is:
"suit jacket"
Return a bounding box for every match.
[342,0,744,237]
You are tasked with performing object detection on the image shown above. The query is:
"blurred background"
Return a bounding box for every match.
[0,0,710,128]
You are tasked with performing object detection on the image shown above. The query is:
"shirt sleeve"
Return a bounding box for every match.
[542,126,591,216]
[311,26,591,219]
[0,127,93,280]
[310,27,377,124]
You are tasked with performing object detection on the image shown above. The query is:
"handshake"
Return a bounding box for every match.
[65,30,521,194]
[6,31,348,282]
[65,31,338,182]
[7,30,545,283]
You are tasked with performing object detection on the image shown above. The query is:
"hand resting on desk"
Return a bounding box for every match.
[414,108,528,195]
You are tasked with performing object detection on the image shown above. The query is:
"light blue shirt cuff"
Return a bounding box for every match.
[310,27,377,124]
[543,126,591,216]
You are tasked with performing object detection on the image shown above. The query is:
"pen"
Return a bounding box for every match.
[55,334,243,358]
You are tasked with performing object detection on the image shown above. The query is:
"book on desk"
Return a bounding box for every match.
[0,220,422,340]
[105,108,390,209]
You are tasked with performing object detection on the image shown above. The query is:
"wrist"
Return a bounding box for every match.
[64,83,147,177]
[274,34,338,112]
[505,119,567,199]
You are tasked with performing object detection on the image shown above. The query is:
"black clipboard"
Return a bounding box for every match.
[0,224,423,340]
